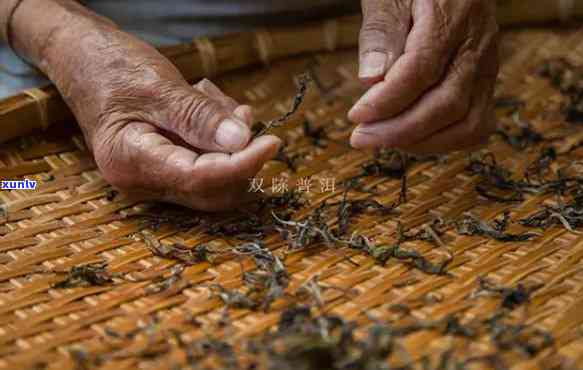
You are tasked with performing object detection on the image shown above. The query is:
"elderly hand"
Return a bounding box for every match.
[70,36,281,211]
[9,1,281,211]
[349,0,499,154]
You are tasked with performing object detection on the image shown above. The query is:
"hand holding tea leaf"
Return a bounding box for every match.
[3,0,281,211]
[349,0,499,154]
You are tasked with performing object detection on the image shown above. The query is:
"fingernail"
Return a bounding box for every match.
[215,118,249,150]
[359,51,387,79]
[348,104,363,120]
[348,100,374,123]
[351,129,375,149]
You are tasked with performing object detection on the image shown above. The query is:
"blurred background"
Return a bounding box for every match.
[0,0,358,98]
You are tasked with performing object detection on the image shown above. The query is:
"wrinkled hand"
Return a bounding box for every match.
[53,30,280,211]
[349,0,499,154]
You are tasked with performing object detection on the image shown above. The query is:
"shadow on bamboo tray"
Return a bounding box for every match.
[2,4,583,370]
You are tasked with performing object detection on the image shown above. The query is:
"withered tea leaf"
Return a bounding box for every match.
[138,206,200,231]
[181,338,239,369]
[397,219,448,246]
[254,72,312,137]
[333,187,398,237]
[520,192,583,233]
[207,215,266,240]
[273,145,301,172]
[144,264,186,295]
[525,147,557,181]
[143,232,215,265]
[259,189,305,211]
[105,188,118,201]
[477,276,541,310]
[235,240,290,310]
[455,213,537,242]
[273,207,333,250]
[360,150,407,179]
[302,119,328,147]
[496,112,543,150]
[53,262,114,289]
[361,242,452,276]
[486,314,554,357]
[465,153,579,201]
[467,154,526,202]
[210,284,259,310]
[539,58,583,124]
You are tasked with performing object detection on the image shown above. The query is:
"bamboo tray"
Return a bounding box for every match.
[2,11,583,370]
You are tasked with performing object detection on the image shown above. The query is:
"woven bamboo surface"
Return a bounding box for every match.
[2,24,583,370]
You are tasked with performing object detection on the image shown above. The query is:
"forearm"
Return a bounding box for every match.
[2,0,114,67]
[2,0,186,134]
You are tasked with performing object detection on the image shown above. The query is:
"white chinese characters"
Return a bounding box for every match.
[248,177,336,194]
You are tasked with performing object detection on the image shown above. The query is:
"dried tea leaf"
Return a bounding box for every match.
[486,314,554,357]
[274,145,301,172]
[138,206,200,231]
[525,147,557,181]
[455,212,537,242]
[520,192,583,233]
[254,73,312,137]
[302,119,328,147]
[333,187,397,236]
[105,188,118,201]
[496,112,543,150]
[359,242,452,275]
[273,206,333,250]
[210,284,259,310]
[53,262,114,288]
[539,58,583,123]
[477,276,541,310]
[145,264,186,295]
[235,240,290,310]
[143,232,215,265]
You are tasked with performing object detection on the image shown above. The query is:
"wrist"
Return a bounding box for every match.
[9,0,117,74]
[0,0,24,49]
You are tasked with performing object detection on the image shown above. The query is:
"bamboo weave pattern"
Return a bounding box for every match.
[1,25,583,370]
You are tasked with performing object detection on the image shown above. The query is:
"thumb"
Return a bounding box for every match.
[359,0,412,84]
[160,84,252,153]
